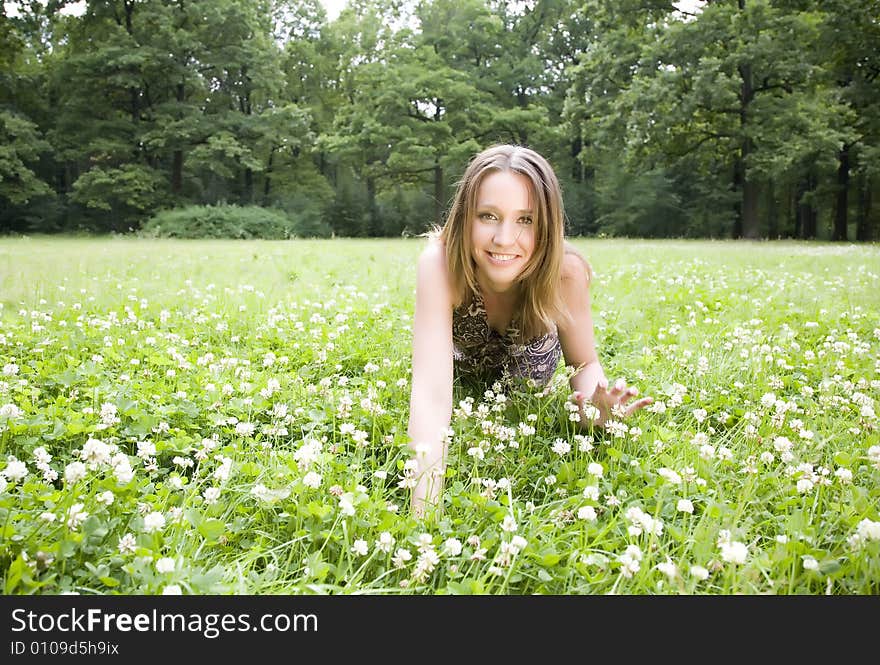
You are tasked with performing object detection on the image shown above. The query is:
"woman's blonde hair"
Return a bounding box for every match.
[432,144,590,341]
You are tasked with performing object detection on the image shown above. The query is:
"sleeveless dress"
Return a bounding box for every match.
[452,286,562,388]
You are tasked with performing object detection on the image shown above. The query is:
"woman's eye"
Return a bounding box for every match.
[519,217,533,225]
[478,213,497,221]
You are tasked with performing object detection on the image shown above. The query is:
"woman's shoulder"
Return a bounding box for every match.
[417,237,449,277]
[416,238,454,304]
[561,244,592,286]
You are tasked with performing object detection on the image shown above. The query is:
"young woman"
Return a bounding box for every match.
[407,145,652,516]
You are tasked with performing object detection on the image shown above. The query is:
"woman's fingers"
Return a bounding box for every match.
[618,386,638,405]
[625,396,653,417]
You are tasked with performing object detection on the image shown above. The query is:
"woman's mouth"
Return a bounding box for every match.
[488,252,518,263]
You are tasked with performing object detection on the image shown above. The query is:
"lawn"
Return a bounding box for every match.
[1,237,878,594]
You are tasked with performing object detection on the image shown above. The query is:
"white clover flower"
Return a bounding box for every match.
[96,491,115,506]
[0,476,6,493]
[32,446,51,465]
[162,584,183,595]
[443,538,463,557]
[142,511,166,533]
[691,432,709,447]
[848,519,880,549]
[551,438,571,456]
[235,421,255,437]
[293,438,322,470]
[690,565,709,580]
[302,471,322,489]
[587,462,603,477]
[617,545,642,578]
[501,515,517,533]
[375,531,395,554]
[719,540,749,564]
[155,557,175,574]
[466,446,485,460]
[213,456,233,482]
[677,499,694,514]
[203,487,221,505]
[392,548,412,568]
[351,539,369,556]
[802,556,819,571]
[655,559,678,580]
[3,456,28,482]
[582,485,599,501]
[64,461,86,485]
[66,503,88,530]
[172,456,193,469]
[657,468,682,485]
[136,440,156,459]
[834,468,852,483]
[511,535,528,551]
[118,533,137,555]
[112,454,134,484]
[773,436,793,454]
[796,478,814,494]
[339,493,356,517]
[625,506,664,536]
[578,506,597,521]
[0,403,23,419]
[80,438,112,468]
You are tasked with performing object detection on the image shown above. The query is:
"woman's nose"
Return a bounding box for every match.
[493,220,520,246]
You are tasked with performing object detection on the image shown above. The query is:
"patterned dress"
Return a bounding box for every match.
[452,286,562,388]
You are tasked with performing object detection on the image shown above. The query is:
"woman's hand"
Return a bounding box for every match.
[573,377,653,429]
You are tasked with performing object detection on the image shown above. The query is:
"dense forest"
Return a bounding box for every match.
[1,0,878,239]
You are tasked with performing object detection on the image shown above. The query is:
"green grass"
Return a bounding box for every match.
[0,237,878,594]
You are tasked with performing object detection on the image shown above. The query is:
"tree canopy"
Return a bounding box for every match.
[1,0,877,239]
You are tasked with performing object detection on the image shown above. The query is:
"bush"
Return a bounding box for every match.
[139,204,299,239]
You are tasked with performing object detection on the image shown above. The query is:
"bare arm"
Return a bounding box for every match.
[407,241,454,516]
[557,253,652,427]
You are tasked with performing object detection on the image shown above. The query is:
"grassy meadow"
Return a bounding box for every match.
[0,236,878,595]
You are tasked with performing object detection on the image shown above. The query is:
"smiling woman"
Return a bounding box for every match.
[405,144,653,516]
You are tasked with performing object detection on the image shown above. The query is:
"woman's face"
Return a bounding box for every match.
[470,170,536,295]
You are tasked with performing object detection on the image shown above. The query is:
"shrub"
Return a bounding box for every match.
[140,204,299,239]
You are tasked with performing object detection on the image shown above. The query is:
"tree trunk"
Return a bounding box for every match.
[171,83,185,195]
[856,173,872,241]
[832,146,849,241]
[738,53,759,239]
[732,158,743,238]
[766,178,777,239]
[243,168,253,204]
[262,148,275,205]
[366,175,377,236]
[571,137,583,183]
[797,172,817,239]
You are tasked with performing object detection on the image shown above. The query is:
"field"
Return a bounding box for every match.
[0,237,878,595]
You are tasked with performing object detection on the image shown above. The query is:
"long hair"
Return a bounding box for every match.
[433,144,591,341]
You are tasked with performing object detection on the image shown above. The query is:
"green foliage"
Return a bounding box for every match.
[0,0,877,239]
[139,204,306,239]
[0,110,54,206]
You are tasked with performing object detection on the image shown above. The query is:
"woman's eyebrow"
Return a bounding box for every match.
[476,203,533,214]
